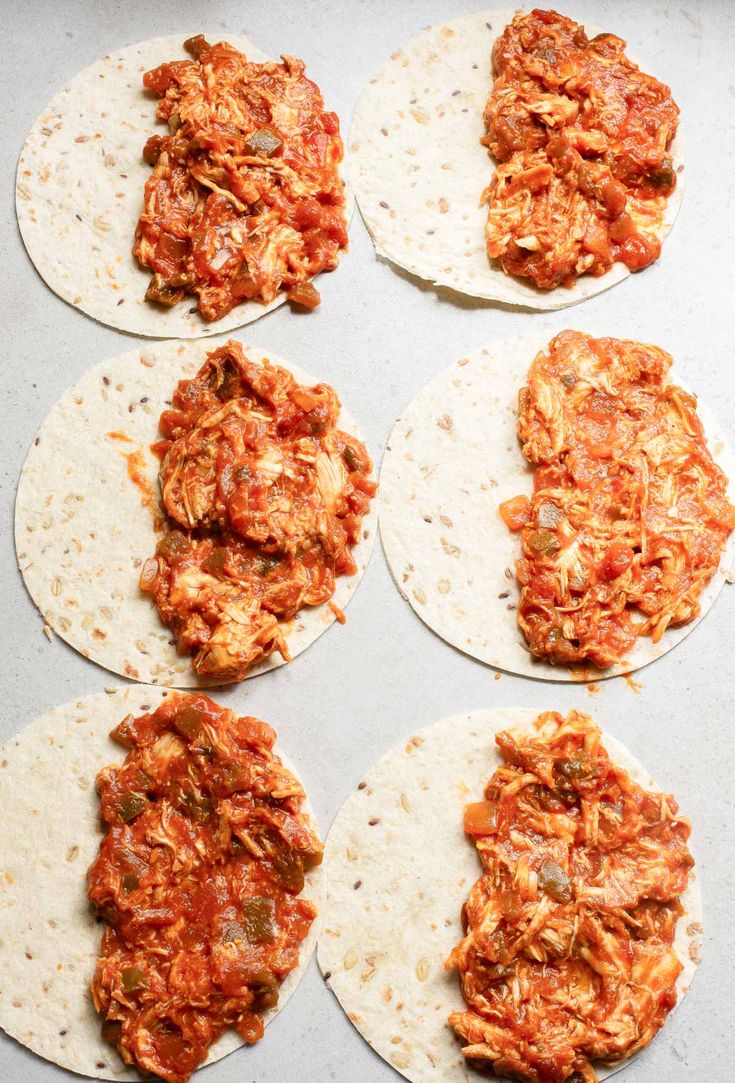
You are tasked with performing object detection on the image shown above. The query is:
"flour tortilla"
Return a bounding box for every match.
[15,336,377,687]
[318,708,702,1083]
[16,33,349,337]
[0,685,324,1080]
[379,331,735,681]
[348,9,684,310]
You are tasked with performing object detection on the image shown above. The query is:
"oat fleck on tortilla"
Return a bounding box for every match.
[412,588,426,605]
[344,949,358,970]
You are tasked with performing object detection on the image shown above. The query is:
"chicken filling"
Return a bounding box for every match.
[134,35,347,320]
[447,710,694,1083]
[483,10,680,289]
[500,331,735,668]
[139,341,376,681]
[88,693,323,1083]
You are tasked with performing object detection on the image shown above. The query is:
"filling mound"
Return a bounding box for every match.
[140,341,376,681]
[89,692,322,1083]
[500,331,735,668]
[483,10,679,289]
[134,35,347,320]
[447,710,693,1083]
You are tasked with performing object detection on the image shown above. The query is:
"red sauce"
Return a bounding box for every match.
[503,332,735,668]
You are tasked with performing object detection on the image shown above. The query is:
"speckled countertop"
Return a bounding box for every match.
[1,1,733,1081]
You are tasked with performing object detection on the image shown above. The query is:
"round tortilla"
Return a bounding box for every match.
[15,336,377,687]
[318,708,703,1083]
[0,685,324,1080]
[378,331,735,681]
[348,9,684,310]
[16,33,348,337]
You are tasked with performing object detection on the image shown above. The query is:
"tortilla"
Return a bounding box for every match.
[15,336,377,687]
[378,331,734,681]
[16,33,349,337]
[0,685,324,1080]
[348,9,684,309]
[318,708,702,1083]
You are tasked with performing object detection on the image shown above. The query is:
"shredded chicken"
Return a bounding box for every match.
[483,10,679,288]
[134,35,347,320]
[499,331,735,668]
[447,710,693,1083]
[139,340,376,682]
[88,693,323,1083]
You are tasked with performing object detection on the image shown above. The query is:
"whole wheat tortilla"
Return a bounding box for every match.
[16,33,349,337]
[15,336,377,687]
[348,9,684,310]
[318,708,703,1083]
[379,331,734,681]
[0,685,324,1080]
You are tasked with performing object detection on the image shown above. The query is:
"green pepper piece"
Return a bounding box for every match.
[538,859,573,903]
[559,755,595,779]
[118,793,147,823]
[242,896,277,943]
[527,529,560,556]
[157,531,190,561]
[121,966,146,993]
[122,871,139,893]
[244,127,283,158]
[342,445,361,471]
[251,969,279,1010]
[272,849,305,893]
[204,548,227,576]
[174,705,203,739]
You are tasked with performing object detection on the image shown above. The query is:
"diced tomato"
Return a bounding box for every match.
[499,495,532,531]
[464,801,498,836]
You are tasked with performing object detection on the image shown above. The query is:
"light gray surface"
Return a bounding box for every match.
[1,1,733,1081]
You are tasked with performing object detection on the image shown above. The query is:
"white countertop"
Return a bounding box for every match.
[2,1,733,1080]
